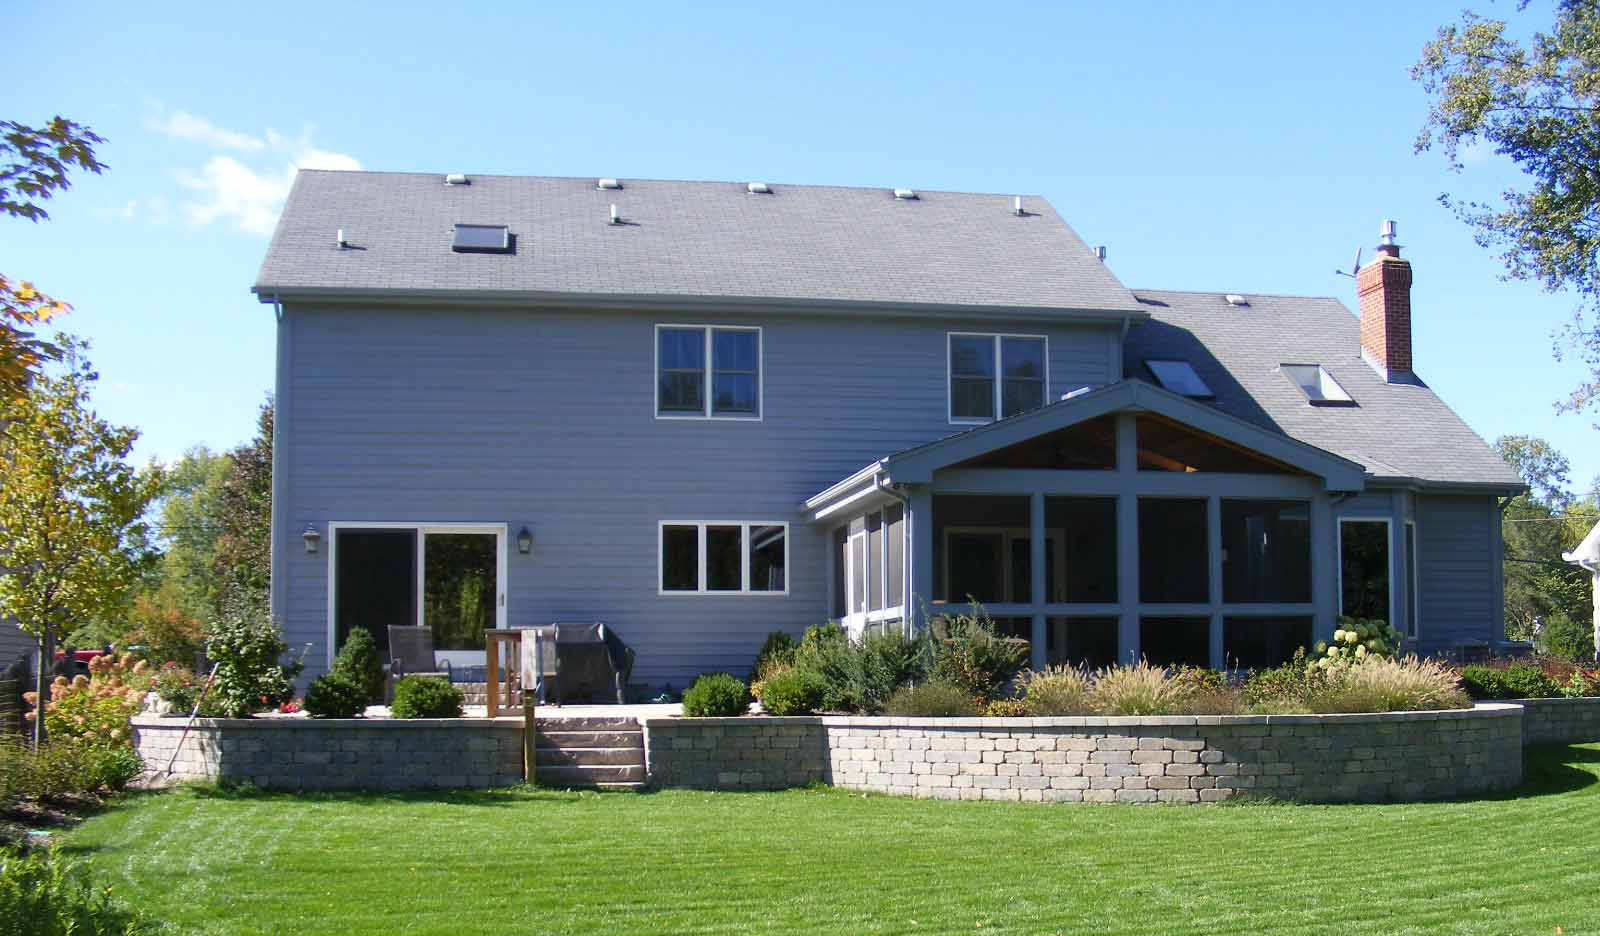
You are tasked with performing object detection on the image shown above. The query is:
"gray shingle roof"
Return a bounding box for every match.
[1124,289,1522,489]
[255,171,1145,314]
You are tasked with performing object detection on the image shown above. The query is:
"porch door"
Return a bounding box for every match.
[331,524,506,669]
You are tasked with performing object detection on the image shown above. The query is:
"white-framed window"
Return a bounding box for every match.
[834,504,907,631]
[659,521,787,594]
[948,332,1048,424]
[655,324,762,419]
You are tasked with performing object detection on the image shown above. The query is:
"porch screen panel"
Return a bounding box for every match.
[866,512,884,611]
[1221,500,1311,603]
[335,529,417,658]
[1049,497,1117,603]
[1140,617,1209,668]
[933,495,1029,604]
[1224,616,1312,669]
[832,526,848,616]
[1138,498,1209,603]
[1340,520,1391,621]
[886,504,905,607]
[1047,617,1118,670]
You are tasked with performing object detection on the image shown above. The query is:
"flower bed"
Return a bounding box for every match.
[645,705,1524,804]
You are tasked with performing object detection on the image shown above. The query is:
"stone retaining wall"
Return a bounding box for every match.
[131,715,524,791]
[1514,697,1600,746]
[644,705,1523,803]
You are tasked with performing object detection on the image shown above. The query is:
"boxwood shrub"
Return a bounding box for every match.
[330,628,385,705]
[756,668,825,716]
[682,673,749,717]
[389,676,464,719]
[303,672,367,718]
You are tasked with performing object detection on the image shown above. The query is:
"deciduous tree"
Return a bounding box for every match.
[0,338,161,746]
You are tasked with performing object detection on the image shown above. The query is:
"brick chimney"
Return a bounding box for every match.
[1355,220,1413,381]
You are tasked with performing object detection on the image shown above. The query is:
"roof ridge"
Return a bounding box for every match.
[1133,287,1346,303]
[290,167,1046,200]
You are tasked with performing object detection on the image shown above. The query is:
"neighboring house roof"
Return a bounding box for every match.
[255,171,1146,317]
[1564,520,1600,567]
[1124,290,1523,491]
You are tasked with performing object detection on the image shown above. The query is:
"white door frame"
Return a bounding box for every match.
[325,521,509,669]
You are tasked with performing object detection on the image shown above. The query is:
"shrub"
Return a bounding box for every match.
[150,662,202,713]
[1562,667,1600,698]
[122,585,207,666]
[1536,609,1596,663]
[1310,616,1401,669]
[747,631,799,690]
[0,738,138,802]
[81,745,144,792]
[757,668,826,716]
[1458,664,1507,700]
[1243,649,1324,707]
[330,628,385,705]
[982,697,1030,717]
[303,672,368,718]
[1499,663,1561,699]
[205,599,301,718]
[885,681,977,717]
[26,654,150,748]
[682,673,750,717]
[389,676,464,719]
[928,604,1029,703]
[0,845,151,935]
[1018,666,1092,716]
[790,624,927,714]
[1175,685,1247,716]
[1089,660,1187,716]
[1302,655,1469,713]
[794,624,853,710]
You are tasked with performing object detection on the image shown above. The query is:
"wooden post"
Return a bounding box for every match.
[523,691,536,785]
[485,634,500,718]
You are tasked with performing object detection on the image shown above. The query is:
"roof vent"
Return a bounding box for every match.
[609,204,621,225]
[444,173,469,186]
[893,188,917,200]
[747,181,772,195]
[336,228,348,248]
[1093,246,1107,262]
[1013,196,1024,216]
[1225,294,1249,307]
[597,178,622,190]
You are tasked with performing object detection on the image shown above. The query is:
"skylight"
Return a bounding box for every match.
[452,224,511,254]
[1146,359,1213,398]
[1280,364,1354,405]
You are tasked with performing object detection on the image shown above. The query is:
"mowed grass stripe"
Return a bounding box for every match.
[63,744,1600,935]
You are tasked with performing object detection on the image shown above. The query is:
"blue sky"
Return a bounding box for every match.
[6,0,1596,492]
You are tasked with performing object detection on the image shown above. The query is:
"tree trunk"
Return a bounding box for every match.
[32,629,52,750]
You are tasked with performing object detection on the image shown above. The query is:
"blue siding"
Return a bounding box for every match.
[1416,494,1501,652]
[277,304,1118,687]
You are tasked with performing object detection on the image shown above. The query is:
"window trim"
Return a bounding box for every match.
[1336,516,1397,627]
[657,521,788,595]
[1405,519,1420,641]
[654,324,764,421]
[947,332,1049,425]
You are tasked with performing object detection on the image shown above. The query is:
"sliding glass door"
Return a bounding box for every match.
[330,523,506,667]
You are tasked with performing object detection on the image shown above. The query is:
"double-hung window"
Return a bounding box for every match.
[656,325,761,419]
[659,522,787,594]
[949,333,1047,423]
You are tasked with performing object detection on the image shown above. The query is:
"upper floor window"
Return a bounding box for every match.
[949,333,1047,423]
[656,325,761,419]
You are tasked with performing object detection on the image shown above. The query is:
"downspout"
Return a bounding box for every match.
[877,476,914,633]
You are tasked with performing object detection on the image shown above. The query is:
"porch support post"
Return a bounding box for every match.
[910,485,934,634]
[1030,492,1046,670]
[1115,413,1140,663]
[1207,495,1224,670]
[1311,492,1336,646]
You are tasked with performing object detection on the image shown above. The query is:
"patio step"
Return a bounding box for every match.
[534,763,646,786]
[531,717,645,789]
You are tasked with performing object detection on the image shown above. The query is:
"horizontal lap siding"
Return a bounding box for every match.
[1416,494,1498,652]
[280,304,1114,687]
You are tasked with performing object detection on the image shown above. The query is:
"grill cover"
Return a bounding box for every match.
[552,623,618,703]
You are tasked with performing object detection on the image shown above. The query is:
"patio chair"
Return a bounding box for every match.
[387,625,451,685]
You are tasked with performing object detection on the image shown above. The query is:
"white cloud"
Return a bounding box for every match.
[151,109,266,152]
[155,111,361,236]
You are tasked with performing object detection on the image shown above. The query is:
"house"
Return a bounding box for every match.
[253,171,1523,689]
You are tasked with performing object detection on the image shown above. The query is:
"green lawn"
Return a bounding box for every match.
[67,745,1600,935]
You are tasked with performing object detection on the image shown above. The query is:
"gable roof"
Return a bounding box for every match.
[254,171,1147,317]
[1124,289,1523,491]
[882,380,1367,489]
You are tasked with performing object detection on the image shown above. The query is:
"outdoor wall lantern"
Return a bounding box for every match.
[302,524,321,555]
[517,526,533,555]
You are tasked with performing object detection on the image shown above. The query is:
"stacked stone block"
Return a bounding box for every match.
[1515,698,1600,746]
[131,716,524,791]
[644,706,1524,804]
